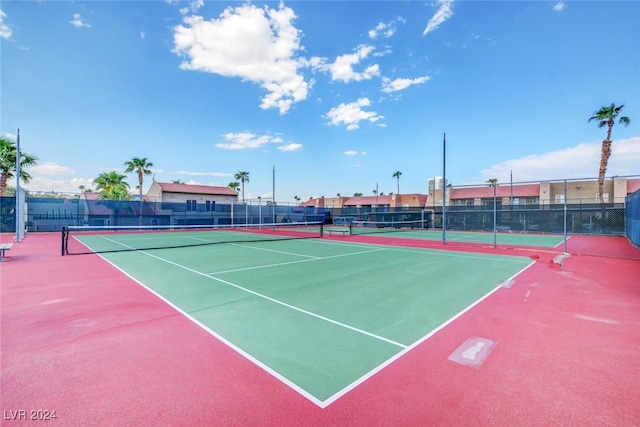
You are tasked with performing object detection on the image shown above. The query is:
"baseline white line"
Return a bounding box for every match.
[319,259,538,407]
[91,251,326,407]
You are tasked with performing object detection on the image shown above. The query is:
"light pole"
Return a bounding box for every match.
[487,178,498,248]
[577,185,582,231]
[493,183,497,248]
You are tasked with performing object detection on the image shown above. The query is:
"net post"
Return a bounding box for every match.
[61,226,68,256]
[319,222,324,238]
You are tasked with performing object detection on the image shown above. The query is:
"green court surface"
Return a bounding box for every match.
[75,232,532,406]
[351,228,566,247]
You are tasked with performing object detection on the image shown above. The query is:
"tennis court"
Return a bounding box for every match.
[348,220,566,248]
[3,230,639,425]
[70,226,532,406]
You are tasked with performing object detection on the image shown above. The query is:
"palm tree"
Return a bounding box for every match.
[392,171,402,194]
[294,195,301,204]
[229,182,240,192]
[93,171,130,200]
[0,136,38,196]
[588,103,631,206]
[353,192,363,197]
[172,179,184,184]
[234,171,250,203]
[123,157,154,202]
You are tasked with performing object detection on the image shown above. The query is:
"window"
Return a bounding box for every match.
[555,195,565,204]
[595,193,609,203]
[186,199,197,211]
[205,200,215,212]
[512,197,520,205]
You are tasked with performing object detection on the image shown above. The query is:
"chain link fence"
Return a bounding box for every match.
[1,177,638,256]
[626,189,640,247]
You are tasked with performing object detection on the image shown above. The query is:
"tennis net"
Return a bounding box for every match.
[349,219,428,235]
[62,222,324,255]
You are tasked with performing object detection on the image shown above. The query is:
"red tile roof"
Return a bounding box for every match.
[157,182,238,196]
[343,195,392,206]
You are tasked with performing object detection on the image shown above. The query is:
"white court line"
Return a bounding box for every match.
[94,233,533,408]
[207,247,386,275]
[304,238,531,264]
[96,235,406,351]
[228,242,322,259]
[320,258,537,407]
[554,235,571,249]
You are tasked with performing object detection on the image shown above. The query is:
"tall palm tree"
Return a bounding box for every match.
[353,192,363,197]
[294,195,301,204]
[0,136,38,196]
[588,103,630,205]
[392,171,402,194]
[123,157,154,202]
[234,171,250,203]
[93,171,130,200]
[229,181,240,192]
[172,179,184,184]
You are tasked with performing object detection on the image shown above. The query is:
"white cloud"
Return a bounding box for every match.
[24,177,94,194]
[179,0,204,16]
[325,98,384,131]
[0,10,12,39]
[277,143,302,152]
[173,3,308,115]
[423,0,454,36]
[70,13,91,28]
[140,31,145,39]
[30,162,75,176]
[381,75,430,93]
[553,1,567,12]
[344,150,358,156]
[1,131,17,140]
[311,45,380,83]
[368,19,401,39]
[216,131,298,151]
[477,137,640,183]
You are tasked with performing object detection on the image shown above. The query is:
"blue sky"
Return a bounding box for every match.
[2,0,639,203]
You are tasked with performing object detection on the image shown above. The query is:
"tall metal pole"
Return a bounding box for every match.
[442,133,446,244]
[272,166,276,225]
[15,129,22,242]
[493,183,497,248]
[563,178,568,253]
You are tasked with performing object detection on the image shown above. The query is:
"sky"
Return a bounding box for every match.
[1,0,639,203]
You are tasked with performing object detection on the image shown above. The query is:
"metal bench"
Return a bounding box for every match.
[327,229,349,237]
[0,243,14,261]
